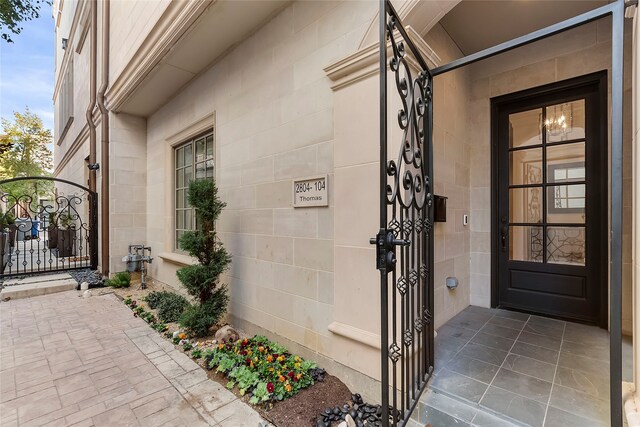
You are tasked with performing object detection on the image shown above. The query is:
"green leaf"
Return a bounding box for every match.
[226,381,235,390]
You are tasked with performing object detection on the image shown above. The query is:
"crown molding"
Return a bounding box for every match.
[324,26,440,91]
[105,0,212,113]
[165,112,215,146]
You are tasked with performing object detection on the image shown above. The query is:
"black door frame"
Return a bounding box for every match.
[490,71,608,327]
[424,1,625,425]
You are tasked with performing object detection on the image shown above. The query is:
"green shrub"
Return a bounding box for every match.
[145,291,191,323]
[105,271,131,288]
[176,179,231,336]
[179,289,229,337]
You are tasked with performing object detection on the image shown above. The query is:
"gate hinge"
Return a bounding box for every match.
[369,228,410,273]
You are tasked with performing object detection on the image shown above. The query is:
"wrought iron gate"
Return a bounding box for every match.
[0,177,98,279]
[371,1,434,425]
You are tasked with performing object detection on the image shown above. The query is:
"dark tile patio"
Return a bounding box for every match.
[412,305,632,427]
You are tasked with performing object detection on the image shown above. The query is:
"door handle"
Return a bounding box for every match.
[501,226,508,252]
[370,230,411,272]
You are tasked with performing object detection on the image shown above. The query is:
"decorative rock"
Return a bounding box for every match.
[80,281,89,290]
[215,325,239,343]
[337,422,348,427]
[82,290,92,298]
[345,414,356,427]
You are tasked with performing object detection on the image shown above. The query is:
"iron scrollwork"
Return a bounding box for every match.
[374,2,435,426]
[0,177,98,279]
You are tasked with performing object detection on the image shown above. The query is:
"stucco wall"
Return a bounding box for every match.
[466,18,634,333]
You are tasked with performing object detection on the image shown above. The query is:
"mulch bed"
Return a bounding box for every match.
[204,366,352,427]
[258,375,352,427]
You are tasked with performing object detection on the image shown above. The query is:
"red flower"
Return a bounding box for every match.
[241,350,247,356]
[273,354,278,359]
[287,372,295,379]
[245,358,251,366]
[267,382,274,393]
[293,376,299,382]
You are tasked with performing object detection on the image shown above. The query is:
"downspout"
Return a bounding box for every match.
[97,0,110,276]
[86,0,97,192]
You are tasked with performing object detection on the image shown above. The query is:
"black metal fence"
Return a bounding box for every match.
[0,177,98,279]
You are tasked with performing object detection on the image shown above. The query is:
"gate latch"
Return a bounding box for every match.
[369,229,410,272]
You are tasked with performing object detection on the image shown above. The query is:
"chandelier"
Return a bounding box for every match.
[540,103,573,140]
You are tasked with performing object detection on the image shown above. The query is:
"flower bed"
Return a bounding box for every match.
[121,294,329,410]
[204,335,325,405]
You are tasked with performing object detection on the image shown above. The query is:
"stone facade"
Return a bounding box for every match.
[52,0,637,403]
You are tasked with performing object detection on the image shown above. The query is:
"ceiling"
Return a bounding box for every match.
[439,0,609,56]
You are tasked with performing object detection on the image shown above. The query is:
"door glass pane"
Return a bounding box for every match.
[509,108,542,148]
[546,99,585,142]
[510,148,542,185]
[547,226,585,265]
[509,187,542,223]
[509,225,543,262]
[546,185,585,223]
[547,142,585,183]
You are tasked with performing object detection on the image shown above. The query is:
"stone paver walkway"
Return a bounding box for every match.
[0,291,265,427]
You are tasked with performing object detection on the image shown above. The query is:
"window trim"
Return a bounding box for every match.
[164,113,215,255]
[173,130,215,252]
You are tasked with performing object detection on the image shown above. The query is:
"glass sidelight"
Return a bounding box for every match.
[507,99,586,266]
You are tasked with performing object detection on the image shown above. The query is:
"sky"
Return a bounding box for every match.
[0,6,56,135]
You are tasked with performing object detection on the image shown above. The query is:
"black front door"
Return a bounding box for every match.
[492,72,607,325]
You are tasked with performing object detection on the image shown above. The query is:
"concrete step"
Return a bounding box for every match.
[3,273,73,286]
[0,278,78,300]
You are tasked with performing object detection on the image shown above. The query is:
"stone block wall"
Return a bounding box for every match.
[145,1,378,380]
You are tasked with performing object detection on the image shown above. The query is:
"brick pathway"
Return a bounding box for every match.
[0,291,265,427]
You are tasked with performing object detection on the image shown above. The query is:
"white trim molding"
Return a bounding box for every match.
[165,113,215,147]
[158,252,198,266]
[324,26,440,91]
[105,0,212,113]
[328,322,381,350]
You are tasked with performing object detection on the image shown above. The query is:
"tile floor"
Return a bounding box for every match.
[413,306,632,427]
